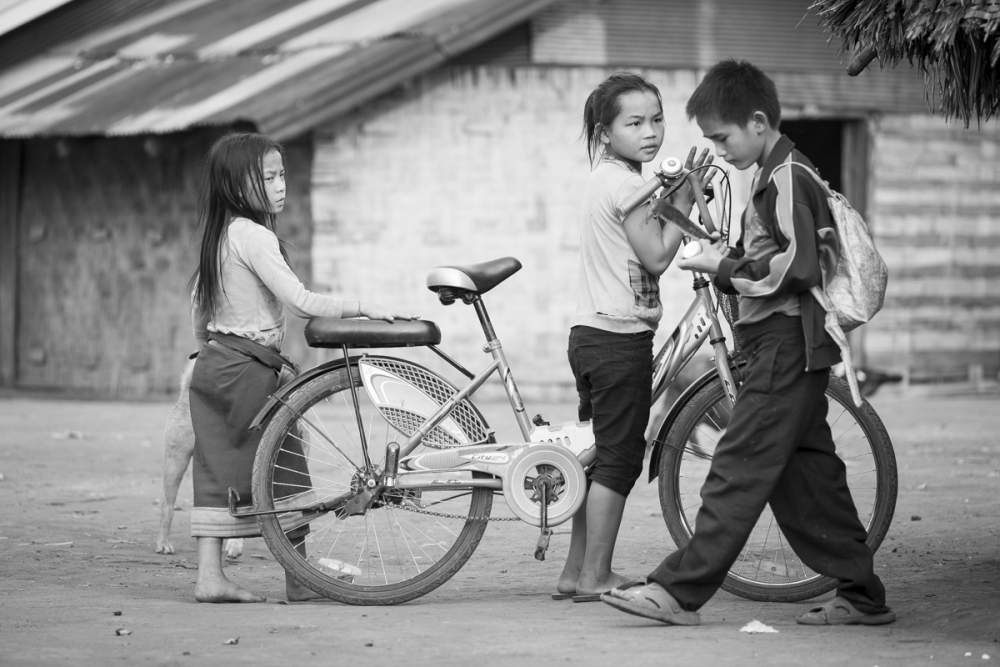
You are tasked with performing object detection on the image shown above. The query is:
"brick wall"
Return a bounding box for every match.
[866,115,1000,385]
[310,66,1000,400]
[310,67,744,403]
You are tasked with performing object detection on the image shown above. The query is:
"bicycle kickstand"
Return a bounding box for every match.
[533,475,554,561]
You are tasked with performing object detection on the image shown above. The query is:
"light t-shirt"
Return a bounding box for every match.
[193,217,354,350]
[571,156,662,334]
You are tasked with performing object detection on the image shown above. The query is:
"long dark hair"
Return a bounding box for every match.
[192,132,283,317]
[583,72,662,164]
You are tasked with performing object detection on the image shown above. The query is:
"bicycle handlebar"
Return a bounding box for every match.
[621,156,721,240]
[687,171,717,235]
[654,201,712,240]
[620,157,684,217]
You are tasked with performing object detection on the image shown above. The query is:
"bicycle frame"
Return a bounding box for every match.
[363,267,739,496]
[389,296,535,463]
[649,166,739,414]
[358,166,740,488]
[651,273,738,409]
[244,161,739,530]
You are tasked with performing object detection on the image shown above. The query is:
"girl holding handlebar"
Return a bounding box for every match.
[557,72,711,601]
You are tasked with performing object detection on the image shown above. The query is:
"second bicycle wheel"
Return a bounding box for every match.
[252,362,494,605]
[657,373,897,602]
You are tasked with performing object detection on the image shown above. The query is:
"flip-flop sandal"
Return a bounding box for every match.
[796,596,896,626]
[600,582,700,626]
[551,592,573,601]
[573,581,645,603]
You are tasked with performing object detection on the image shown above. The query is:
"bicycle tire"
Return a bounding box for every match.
[252,362,494,605]
[657,372,897,602]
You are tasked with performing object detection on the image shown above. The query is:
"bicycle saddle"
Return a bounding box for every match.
[426,257,522,297]
[304,318,441,348]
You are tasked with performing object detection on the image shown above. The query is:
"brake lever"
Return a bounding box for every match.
[653,202,712,240]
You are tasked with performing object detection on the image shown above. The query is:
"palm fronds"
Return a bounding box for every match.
[811,0,1000,126]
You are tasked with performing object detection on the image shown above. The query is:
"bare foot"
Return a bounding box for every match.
[554,577,577,597]
[195,579,265,603]
[285,573,325,602]
[575,571,635,596]
[555,562,580,597]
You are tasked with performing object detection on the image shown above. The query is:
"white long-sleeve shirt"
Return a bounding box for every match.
[192,217,357,350]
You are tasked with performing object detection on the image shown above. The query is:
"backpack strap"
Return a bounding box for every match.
[769,160,834,197]
[769,162,864,407]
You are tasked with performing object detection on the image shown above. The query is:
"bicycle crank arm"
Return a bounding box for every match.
[533,474,553,561]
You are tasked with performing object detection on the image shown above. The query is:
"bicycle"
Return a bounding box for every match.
[232,159,897,605]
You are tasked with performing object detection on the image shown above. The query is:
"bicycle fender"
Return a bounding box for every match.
[646,368,720,483]
[249,357,353,430]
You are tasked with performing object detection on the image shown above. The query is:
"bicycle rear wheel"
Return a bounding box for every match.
[252,362,494,605]
[657,373,896,602]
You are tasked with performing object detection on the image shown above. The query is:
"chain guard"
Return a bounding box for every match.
[501,444,585,527]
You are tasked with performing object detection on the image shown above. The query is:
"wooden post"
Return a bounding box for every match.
[841,120,872,370]
[0,140,20,386]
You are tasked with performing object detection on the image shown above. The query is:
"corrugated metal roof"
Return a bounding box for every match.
[0,0,559,139]
[0,0,74,37]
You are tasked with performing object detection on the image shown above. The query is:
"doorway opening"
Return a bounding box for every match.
[779,117,868,217]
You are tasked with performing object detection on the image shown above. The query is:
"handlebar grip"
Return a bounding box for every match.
[620,175,666,218]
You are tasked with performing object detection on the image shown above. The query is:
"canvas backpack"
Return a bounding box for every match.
[770,161,888,331]
[770,161,889,405]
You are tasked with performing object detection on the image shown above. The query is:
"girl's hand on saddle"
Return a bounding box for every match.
[360,303,420,322]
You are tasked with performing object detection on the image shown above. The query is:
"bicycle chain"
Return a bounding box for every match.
[393,496,520,522]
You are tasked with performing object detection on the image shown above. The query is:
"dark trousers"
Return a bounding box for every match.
[648,314,889,614]
[567,325,652,496]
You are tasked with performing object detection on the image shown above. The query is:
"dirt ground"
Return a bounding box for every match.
[0,388,998,666]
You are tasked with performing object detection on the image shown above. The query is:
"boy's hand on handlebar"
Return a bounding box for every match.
[664,147,714,212]
[685,146,714,187]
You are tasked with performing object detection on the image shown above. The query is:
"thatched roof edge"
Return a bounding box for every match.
[809,0,1000,126]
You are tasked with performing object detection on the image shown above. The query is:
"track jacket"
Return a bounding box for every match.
[714,135,841,371]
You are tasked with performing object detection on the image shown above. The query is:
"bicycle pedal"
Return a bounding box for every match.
[533,530,552,561]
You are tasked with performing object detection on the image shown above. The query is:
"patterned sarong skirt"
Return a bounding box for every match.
[188,334,307,538]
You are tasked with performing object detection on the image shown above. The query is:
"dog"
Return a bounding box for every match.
[155,355,244,560]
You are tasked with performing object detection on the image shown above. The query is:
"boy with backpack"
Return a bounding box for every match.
[601,59,895,626]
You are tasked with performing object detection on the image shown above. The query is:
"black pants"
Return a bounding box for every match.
[567,325,652,496]
[648,314,889,614]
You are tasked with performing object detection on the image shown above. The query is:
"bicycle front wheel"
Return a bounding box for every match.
[657,373,897,602]
[252,362,494,605]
